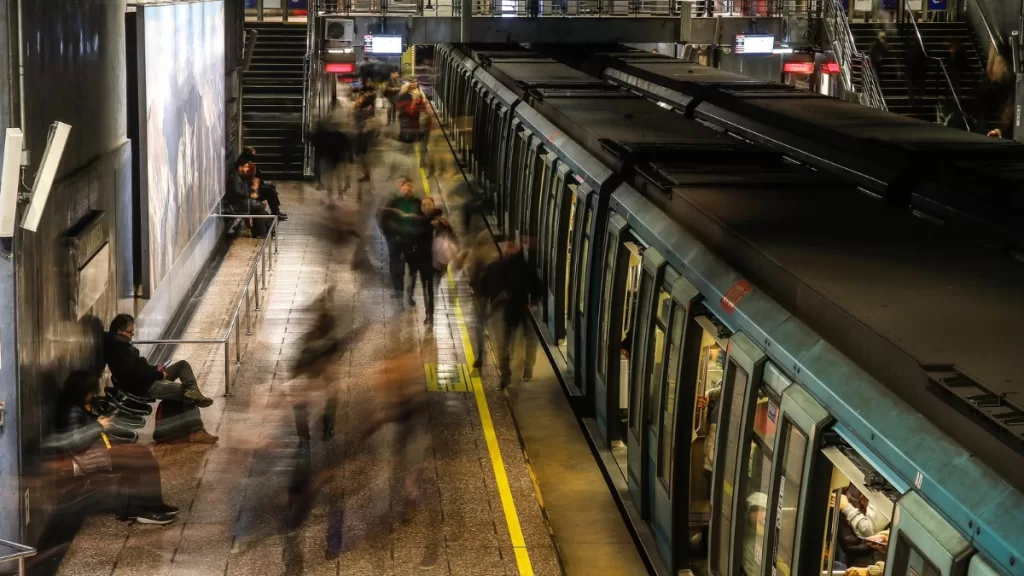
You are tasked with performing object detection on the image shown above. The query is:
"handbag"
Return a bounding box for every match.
[71,439,112,475]
[433,233,459,270]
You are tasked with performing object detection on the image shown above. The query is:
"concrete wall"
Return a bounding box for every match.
[7,0,241,548]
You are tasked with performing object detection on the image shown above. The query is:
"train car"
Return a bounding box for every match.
[552,46,1024,255]
[431,44,1024,576]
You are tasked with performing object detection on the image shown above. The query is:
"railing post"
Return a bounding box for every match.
[235,317,242,364]
[262,252,267,290]
[224,341,232,396]
[461,0,472,40]
[257,0,264,21]
[254,267,261,311]
[246,288,253,336]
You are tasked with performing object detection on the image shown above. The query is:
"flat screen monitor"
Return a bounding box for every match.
[367,35,402,55]
[735,34,774,54]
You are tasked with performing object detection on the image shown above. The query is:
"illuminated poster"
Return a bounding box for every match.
[136,1,225,293]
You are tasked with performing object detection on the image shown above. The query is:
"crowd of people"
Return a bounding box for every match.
[45,58,542,541]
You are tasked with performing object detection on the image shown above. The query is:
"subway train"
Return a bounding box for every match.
[431,44,1024,576]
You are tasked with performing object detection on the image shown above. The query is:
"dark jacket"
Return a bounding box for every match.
[479,252,543,320]
[838,515,878,568]
[53,404,104,455]
[410,208,445,267]
[226,170,253,214]
[105,333,163,396]
[380,194,422,244]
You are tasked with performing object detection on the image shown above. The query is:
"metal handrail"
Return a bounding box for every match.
[822,0,886,110]
[904,9,969,130]
[134,215,278,396]
[970,0,999,49]
[0,539,36,576]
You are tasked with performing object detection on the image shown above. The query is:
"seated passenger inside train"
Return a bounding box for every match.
[819,443,894,576]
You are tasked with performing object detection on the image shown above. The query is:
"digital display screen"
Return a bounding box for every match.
[365,35,402,54]
[735,34,774,54]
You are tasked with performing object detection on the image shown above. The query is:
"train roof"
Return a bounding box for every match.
[659,168,1024,484]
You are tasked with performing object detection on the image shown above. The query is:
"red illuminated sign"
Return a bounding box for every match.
[325,62,355,74]
[721,279,753,314]
[823,61,841,74]
[783,62,815,75]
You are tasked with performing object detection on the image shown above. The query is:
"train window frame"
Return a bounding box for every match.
[655,276,701,495]
[577,198,593,316]
[645,271,679,434]
[629,268,657,440]
[762,385,832,576]
[596,216,625,381]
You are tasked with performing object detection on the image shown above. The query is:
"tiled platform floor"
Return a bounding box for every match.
[55,113,645,576]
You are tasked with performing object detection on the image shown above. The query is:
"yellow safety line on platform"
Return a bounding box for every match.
[417,148,535,575]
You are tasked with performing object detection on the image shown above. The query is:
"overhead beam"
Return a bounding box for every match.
[348,16,681,44]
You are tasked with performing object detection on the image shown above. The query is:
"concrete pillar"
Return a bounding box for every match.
[462,0,472,40]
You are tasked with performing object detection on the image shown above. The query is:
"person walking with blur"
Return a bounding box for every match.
[384,70,402,127]
[478,241,543,388]
[406,197,451,325]
[354,85,376,183]
[868,32,888,79]
[380,179,423,303]
[453,230,500,368]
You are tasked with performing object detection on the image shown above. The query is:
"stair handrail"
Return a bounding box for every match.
[969,0,1000,49]
[860,54,888,111]
[904,9,971,131]
[822,0,886,110]
[302,0,322,177]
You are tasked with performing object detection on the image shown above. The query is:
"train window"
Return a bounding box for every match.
[645,288,673,429]
[819,443,896,576]
[713,362,751,576]
[629,270,655,439]
[890,535,940,576]
[564,184,578,326]
[657,303,685,489]
[773,424,809,576]
[735,387,780,576]
[578,202,592,316]
[597,231,618,380]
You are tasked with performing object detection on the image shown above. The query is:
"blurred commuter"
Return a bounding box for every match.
[904,31,928,113]
[944,39,966,103]
[743,493,769,575]
[406,197,449,324]
[528,0,539,16]
[291,285,348,447]
[384,70,402,127]
[361,348,430,515]
[51,372,179,524]
[393,81,427,181]
[868,32,888,78]
[237,148,288,221]
[380,179,423,303]
[105,314,219,444]
[313,107,357,202]
[354,85,377,182]
[478,241,543,388]
[453,230,500,368]
[981,44,1014,139]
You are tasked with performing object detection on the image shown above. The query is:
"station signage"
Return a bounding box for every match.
[735,34,775,55]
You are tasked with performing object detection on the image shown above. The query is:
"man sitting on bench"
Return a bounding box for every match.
[105,314,219,444]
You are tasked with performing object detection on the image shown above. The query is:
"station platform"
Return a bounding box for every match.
[53,109,646,575]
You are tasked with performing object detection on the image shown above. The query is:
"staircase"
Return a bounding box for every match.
[850,21,985,123]
[243,22,307,180]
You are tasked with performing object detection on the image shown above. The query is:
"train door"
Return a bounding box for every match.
[492,107,510,223]
[818,436,900,576]
[519,138,544,254]
[532,150,557,321]
[645,275,701,568]
[504,120,526,237]
[545,164,571,342]
[594,214,636,446]
[570,191,595,395]
[885,492,973,576]
[686,313,730,561]
[561,180,585,377]
[757,385,831,576]
[626,249,663,511]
